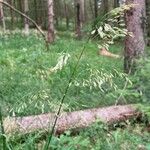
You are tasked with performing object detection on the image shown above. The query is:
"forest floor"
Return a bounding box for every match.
[0,30,150,149]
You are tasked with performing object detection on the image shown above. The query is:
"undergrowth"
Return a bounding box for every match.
[0,31,150,149]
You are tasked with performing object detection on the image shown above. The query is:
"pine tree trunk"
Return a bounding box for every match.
[42,2,47,30]
[18,0,24,27]
[89,0,94,17]
[0,0,5,32]
[114,0,120,8]
[107,0,114,12]
[146,0,150,46]
[124,0,146,73]
[94,0,98,18]
[64,0,69,30]
[24,0,29,35]
[101,0,114,15]
[76,2,81,39]
[102,0,108,15]
[54,0,60,28]
[9,0,14,29]
[34,0,38,24]
[80,0,85,25]
[75,0,84,39]
[38,0,43,27]
[47,0,55,43]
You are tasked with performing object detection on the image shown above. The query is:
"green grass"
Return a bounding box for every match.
[0,31,150,149]
[0,31,125,116]
[2,123,150,150]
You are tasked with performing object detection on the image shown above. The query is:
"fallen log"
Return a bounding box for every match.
[98,48,121,58]
[3,105,140,135]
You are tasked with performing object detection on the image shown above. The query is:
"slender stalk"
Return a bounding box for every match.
[43,9,114,149]
[43,35,91,149]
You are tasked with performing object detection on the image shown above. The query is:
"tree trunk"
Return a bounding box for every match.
[84,0,87,23]
[24,0,29,35]
[0,0,5,32]
[18,0,24,27]
[94,0,98,18]
[101,0,114,15]
[124,0,146,73]
[42,1,47,30]
[54,0,60,28]
[146,0,150,46]
[89,0,94,18]
[34,0,38,24]
[108,0,114,12]
[3,105,139,135]
[64,0,69,30]
[9,0,14,29]
[93,0,99,29]
[114,0,120,27]
[114,0,120,8]
[75,0,82,39]
[47,0,55,43]
[101,0,108,15]
[37,0,44,27]
[80,0,85,25]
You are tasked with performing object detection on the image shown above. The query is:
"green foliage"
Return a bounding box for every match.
[0,30,125,116]
[2,122,150,150]
[49,131,90,150]
[133,58,150,102]
[0,1,150,149]
[92,4,134,50]
[0,30,150,149]
[78,121,150,150]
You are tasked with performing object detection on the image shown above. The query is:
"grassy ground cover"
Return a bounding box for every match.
[0,31,150,149]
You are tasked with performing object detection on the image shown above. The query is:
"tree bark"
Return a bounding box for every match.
[114,0,120,8]
[47,0,55,43]
[124,0,146,73]
[101,0,108,15]
[64,0,69,30]
[74,0,83,39]
[9,0,14,29]
[89,0,94,18]
[37,0,42,26]
[24,0,29,35]
[18,0,24,26]
[146,0,150,46]
[108,0,114,12]
[0,0,5,31]
[34,0,38,25]
[101,0,115,15]
[3,105,139,135]
[94,0,98,18]
[54,0,60,28]
[80,0,85,25]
